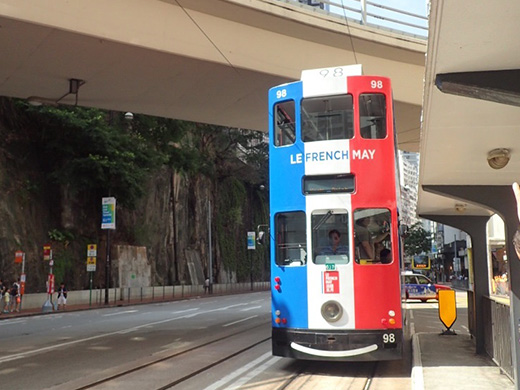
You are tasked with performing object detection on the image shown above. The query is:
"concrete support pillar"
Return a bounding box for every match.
[423,185,519,384]
[420,214,490,354]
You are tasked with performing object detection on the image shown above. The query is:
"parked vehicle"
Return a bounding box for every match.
[402,273,451,302]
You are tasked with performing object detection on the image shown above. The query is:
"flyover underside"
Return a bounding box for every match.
[0,0,424,150]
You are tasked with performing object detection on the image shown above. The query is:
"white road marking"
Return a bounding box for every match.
[0,305,253,363]
[222,316,257,327]
[240,306,261,312]
[222,356,281,390]
[412,333,424,390]
[0,319,27,326]
[102,310,138,317]
[202,352,279,390]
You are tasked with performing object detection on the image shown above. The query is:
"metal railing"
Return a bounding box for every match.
[483,296,514,380]
[281,0,428,38]
[19,282,271,312]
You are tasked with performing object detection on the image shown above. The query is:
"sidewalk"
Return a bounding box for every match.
[0,300,138,319]
[412,330,514,390]
[0,294,206,320]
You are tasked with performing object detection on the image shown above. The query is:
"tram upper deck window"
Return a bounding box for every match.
[354,208,392,264]
[302,95,353,142]
[359,94,387,139]
[312,210,350,265]
[274,101,296,146]
[275,211,307,266]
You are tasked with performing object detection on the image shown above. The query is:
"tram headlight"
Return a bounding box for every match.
[321,300,343,323]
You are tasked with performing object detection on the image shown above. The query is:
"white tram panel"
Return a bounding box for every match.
[302,65,361,329]
[301,64,363,98]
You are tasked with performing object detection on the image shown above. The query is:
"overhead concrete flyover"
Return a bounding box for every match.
[418,0,520,386]
[0,0,425,151]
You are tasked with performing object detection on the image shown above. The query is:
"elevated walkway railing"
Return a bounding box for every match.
[283,0,428,38]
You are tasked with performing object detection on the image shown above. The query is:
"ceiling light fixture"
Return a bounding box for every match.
[455,203,467,213]
[26,78,85,107]
[487,148,511,169]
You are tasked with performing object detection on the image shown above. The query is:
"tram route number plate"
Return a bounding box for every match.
[325,263,336,270]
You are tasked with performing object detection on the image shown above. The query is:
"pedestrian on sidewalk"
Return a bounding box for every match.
[9,279,20,312]
[2,283,10,313]
[57,282,68,310]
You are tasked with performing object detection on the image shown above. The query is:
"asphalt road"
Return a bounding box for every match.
[0,290,464,390]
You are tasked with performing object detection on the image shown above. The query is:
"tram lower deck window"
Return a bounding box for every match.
[275,211,307,266]
[311,210,350,265]
[354,208,392,264]
[303,174,355,194]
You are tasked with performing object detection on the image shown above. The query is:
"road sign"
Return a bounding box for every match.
[439,289,457,333]
[43,245,52,261]
[101,197,116,229]
[247,231,256,250]
[15,250,24,264]
[87,244,97,257]
[87,257,97,272]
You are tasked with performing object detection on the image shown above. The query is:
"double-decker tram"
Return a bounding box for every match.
[268,65,403,361]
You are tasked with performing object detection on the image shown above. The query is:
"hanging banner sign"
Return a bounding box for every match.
[20,273,26,295]
[47,274,55,294]
[101,197,116,230]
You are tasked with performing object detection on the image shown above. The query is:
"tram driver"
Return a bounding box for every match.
[320,229,348,255]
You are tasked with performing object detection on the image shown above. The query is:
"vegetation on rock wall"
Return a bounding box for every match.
[0,98,269,292]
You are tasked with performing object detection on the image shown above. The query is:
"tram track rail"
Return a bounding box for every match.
[269,361,379,390]
[68,322,270,390]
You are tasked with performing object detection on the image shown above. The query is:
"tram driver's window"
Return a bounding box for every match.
[302,95,353,142]
[354,208,392,264]
[311,210,350,265]
[275,211,307,266]
[274,100,296,146]
[359,94,387,139]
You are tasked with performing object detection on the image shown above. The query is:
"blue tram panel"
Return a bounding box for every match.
[268,80,309,329]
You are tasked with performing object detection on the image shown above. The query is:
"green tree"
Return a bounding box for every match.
[14,102,192,208]
[404,222,432,257]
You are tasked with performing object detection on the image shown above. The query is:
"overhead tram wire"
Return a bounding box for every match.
[175,0,240,75]
[340,0,359,65]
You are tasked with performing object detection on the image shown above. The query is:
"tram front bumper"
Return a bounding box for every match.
[272,327,402,361]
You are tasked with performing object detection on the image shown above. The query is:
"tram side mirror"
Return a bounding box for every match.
[257,231,265,245]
